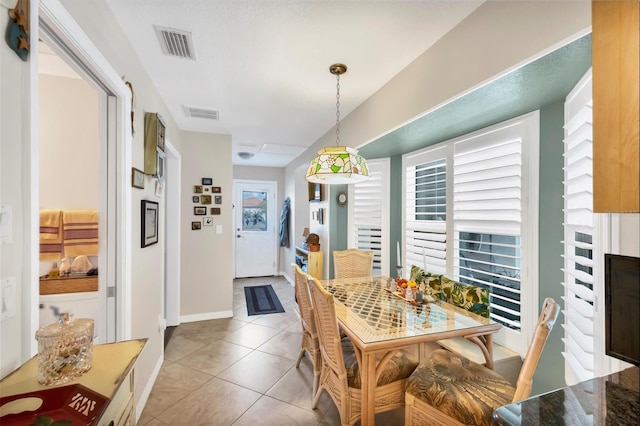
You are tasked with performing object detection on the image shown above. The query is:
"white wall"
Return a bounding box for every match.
[0,9,28,378]
[180,132,233,320]
[39,74,99,210]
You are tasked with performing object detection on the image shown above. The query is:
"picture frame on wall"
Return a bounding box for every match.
[194,185,203,194]
[132,167,145,189]
[308,182,324,202]
[212,186,221,193]
[141,200,159,247]
[211,208,221,215]
[214,196,222,205]
[192,221,201,230]
[194,206,207,215]
[192,196,200,203]
[202,177,213,185]
[200,195,212,205]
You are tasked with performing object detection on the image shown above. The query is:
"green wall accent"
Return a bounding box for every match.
[533,99,566,395]
[329,184,348,278]
[390,155,403,277]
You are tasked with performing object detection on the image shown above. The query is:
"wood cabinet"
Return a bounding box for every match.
[0,339,146,426]
[592,1,640,212]
[295,246,323,280]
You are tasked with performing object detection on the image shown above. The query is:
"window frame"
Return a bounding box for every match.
[402,111,540,355]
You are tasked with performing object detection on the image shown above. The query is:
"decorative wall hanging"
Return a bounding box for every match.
[141,200,159,247]
[5,0,29,61]
[191,221,201,230]
[202,177,212,185]
[131,167,144,189]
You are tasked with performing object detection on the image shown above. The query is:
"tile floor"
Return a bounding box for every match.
[138,276,405,426]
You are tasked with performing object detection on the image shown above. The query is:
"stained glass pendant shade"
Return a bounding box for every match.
[306,64,370,184]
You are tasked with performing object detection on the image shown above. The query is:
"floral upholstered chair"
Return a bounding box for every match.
[404,298,559,426]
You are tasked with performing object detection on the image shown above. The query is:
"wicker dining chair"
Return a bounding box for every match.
[293,264,322,396]
[404,297,560,426]
[307,276,418,426]
[332,249,374,279]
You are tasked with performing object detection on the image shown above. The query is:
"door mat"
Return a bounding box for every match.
[244,285,285,316]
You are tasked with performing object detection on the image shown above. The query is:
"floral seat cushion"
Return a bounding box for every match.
[405,349,515,426]
[342,338,418,389]
[440,276,490,318]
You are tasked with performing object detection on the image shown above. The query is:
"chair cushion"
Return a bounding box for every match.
[406,349,515,426]
[342,338,418,389]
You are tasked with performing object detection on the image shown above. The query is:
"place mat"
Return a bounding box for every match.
[0,383,109,426]
[244,284,285,316]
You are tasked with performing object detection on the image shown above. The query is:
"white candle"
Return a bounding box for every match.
[397,241,401,266]
[422,247,427,272]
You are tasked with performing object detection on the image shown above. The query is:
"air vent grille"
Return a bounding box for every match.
[183,105,220,120]
[154,25,196,60]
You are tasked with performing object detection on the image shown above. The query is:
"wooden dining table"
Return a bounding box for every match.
[320,275,502,426]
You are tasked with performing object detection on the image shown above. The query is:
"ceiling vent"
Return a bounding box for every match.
[183,105,220,120]
[154,25,197,60]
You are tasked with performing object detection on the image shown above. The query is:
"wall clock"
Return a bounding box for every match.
[337,191,348,206]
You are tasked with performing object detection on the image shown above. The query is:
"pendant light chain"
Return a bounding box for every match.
[335,73,341,146]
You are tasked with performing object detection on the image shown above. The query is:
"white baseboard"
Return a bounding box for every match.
[281,270,294,286]
[180,310,233,323]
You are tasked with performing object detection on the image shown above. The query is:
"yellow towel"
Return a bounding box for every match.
[63,209,99,257]
[40,210,63,261]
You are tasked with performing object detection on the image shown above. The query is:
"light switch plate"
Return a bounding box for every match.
[0,204,12,245]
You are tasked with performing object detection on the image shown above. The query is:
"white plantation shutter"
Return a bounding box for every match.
[562,70,597,384]
[403,145,449,275]
[453,136,523,331]
[349,158,389,276]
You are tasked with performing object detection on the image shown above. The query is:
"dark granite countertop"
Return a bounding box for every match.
[493,367,639,425]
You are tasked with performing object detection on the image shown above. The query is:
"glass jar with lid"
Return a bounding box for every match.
[35,312,94,385]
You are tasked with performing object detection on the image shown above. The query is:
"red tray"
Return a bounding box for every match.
[0,384,109,426]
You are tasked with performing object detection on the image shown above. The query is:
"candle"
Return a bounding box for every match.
[423,247,427,272]
[397,241,401,267]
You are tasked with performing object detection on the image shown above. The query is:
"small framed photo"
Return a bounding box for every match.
[194,185,203,194]
[192,196,200,203]
[212,186,221,193]
[211,207,221,215]
[215,196,222,205]
[204,187,210,192]
[201,195,212,204]
[132,167,145,189]
[141,200,159,248]
[202,177,213,185]
[191,221,201,230]
[203,217,213,226]
[194,206,207,215]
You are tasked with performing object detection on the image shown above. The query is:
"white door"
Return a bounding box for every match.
[234,180,278,278]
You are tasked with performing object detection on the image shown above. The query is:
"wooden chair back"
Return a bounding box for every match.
[512,297,560,402]
[293,264,316,335]
[307,276,347,380]
[333,248,374,279]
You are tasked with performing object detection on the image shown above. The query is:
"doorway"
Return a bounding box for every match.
[36,2,133,348]
[234,180,278,278]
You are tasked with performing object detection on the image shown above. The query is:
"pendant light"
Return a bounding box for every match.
[306,63,369,184]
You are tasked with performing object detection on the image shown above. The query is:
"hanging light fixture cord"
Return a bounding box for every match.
[335,72,341,146]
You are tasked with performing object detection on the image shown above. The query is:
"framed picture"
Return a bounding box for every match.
[156,148,165,184]
[202,177,213,185]
[212,186,221,193]
[211,207,221,215]
[194,206,207,215]
[141,200,159,247]
[192,196,200,203]
[191,221,201,230]
[200,195,212,204]
[194,185,203,194]
[308,182,324,202]
[214,196,222,205]
[131,167,145,189]
[203,216,213,226]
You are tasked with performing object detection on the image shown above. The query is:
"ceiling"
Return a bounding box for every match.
[102,0,485,167]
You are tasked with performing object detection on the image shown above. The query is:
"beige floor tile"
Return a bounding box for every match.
[217,349,295,393]
[164,334,208,362]
[256,330,304,361]
[137,412,171,425]
[159,377,261,426]
[177,340,253,376]
[266,358,333,414]
[140,362,213,418]
[232,395,322,426]
[251,311,299,330]
[222,322,283,349]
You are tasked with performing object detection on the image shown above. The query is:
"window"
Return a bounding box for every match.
[403,112,539,353]
[561,69,621,385]
[349,158,390,276]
